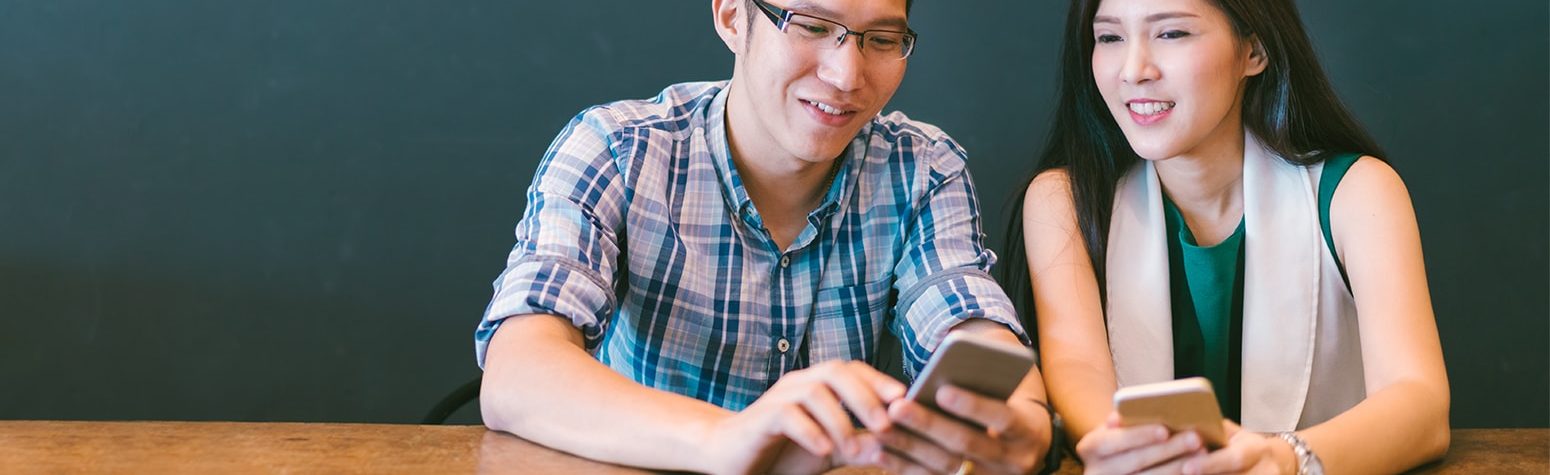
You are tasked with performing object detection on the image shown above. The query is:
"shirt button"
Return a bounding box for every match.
[776,338,791,353]
[779,256,790,268]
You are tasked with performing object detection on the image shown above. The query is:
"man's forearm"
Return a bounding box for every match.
[480,314,732,473]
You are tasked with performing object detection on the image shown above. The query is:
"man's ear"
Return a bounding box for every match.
[712,0,746,55]
[1244,35,1268,77]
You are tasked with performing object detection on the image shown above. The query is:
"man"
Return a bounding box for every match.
[476,0,1054,473]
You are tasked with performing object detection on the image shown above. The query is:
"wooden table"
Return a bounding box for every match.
[0,421,1542,474]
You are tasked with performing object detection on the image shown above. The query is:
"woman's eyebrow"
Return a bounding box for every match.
[1093,11,1199,25]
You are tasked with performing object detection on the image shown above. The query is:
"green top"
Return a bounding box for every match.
[1163,194,1246,421]
[1164,153,1361,423]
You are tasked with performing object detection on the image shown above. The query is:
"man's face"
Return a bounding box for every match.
[725,0,911,165]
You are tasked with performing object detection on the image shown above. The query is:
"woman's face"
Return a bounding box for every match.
[1090,0,1265,161]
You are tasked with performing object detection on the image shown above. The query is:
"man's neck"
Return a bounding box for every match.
[723,87,840,250]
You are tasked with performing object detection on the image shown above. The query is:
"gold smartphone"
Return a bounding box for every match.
[1113,377,1227,449]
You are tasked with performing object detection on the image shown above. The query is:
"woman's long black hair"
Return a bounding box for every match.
[998,0,1387,340]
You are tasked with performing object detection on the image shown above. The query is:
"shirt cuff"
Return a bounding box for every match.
[893,268,1028,377]
[474,256,615,369]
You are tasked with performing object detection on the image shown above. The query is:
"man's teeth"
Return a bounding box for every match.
[806,100,847,115]
[1128,101,1176,116]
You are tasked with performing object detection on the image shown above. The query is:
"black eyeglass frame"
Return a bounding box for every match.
[749,0,919,60]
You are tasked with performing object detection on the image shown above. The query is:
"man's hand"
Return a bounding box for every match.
[701,360,907,475]
[869,384,1053,475]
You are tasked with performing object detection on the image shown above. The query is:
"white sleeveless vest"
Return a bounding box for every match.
[1105,132,1366,432]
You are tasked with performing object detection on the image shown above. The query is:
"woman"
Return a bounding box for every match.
[1001,0,1450,472]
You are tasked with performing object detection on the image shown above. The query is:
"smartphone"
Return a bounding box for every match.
[1113,377,1227,450]
[905,331,1035,420]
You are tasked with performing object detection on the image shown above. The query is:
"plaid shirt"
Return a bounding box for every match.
[475,81,1024,410]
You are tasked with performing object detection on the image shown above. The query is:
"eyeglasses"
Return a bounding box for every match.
[750,0,918,60]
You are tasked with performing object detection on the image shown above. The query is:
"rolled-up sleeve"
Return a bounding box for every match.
[475,109,626,368]
[890,141,1028,377]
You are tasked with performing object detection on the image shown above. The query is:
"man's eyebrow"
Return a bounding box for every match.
[867,17,910,30]
[786,0,910,30]
[1092,11,1199,25]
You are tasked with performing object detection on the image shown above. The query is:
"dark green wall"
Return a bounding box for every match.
[1,1,1544,427]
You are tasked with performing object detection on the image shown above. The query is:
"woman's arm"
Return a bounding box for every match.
[1297,157,1451,472]
[1024,171,1214,474]
[1190,157,1452,474]
[1020,170,1119,440]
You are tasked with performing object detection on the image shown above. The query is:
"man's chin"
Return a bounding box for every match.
[793,145,852,164]
[793,132,861,159]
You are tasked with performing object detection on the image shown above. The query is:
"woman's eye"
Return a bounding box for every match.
[1159,30,1191,40]
[1096,34,1122,44]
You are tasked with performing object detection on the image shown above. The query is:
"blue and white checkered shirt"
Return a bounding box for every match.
[475,81,1025,411]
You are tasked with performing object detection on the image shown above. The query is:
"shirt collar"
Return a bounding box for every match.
[704,86,754,217]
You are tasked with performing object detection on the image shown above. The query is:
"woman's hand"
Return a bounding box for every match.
[1178,421,1294,475]
[1074,412,1206,474]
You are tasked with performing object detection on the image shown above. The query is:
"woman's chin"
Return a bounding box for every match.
[1127,143,1183,162]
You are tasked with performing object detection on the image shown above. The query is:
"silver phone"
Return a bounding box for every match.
[905,331,1035,418]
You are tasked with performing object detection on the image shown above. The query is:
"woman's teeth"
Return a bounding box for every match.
[1128,101,1176,115]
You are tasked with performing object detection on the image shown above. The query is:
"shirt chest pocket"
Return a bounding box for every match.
[804,279,894,363]
[811,279,893,319]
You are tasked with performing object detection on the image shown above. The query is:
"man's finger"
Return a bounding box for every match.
[878,428,960,474]
[797,384,858,458]
[856,361,908,401]
[776,405,834,458]
[816,361,896,432]
[889,399,1000,460]
[872,444,942,475]
[937,384,1017,435]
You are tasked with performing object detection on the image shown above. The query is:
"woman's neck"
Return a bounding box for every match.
[1154,123,1247,245]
